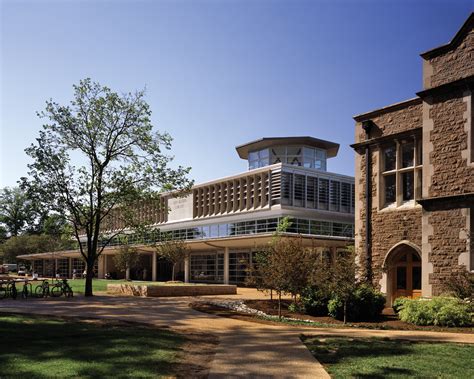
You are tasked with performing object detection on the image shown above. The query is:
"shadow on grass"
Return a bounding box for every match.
[0,313,200,378]
[301,335,474,378]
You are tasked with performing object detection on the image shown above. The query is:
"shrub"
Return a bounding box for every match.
[444,270,474,300]
[328,284,385,321]
[301,287,331,316]
[392,297,409,314]
[398,297,472,327]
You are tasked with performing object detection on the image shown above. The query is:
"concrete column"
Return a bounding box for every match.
[98,255,105,279]
[68,258,72,279]
[184,255,189,283]
[31,260,35,278]
[54,259,58,277]
[104,255,108,276]
[152,251,157,282]
[126,267,130,281]
[224,247,230,284]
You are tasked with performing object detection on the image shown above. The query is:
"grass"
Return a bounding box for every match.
[64,279,201,295]
[0,313,185,378]
[302,336,474,378]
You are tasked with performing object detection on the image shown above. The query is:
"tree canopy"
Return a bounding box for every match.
[22,79,192,295]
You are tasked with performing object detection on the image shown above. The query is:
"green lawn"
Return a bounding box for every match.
[0,313,185,378]
[66,279,201,294]
[302,336,474,378]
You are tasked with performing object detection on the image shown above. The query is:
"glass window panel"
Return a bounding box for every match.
[402,171,414,201]
[310,220,321,235]
[201,226,209,238]
[249,151,258,161]
[383,145,396,171]
[397,267,407,289]
[210,224,219,238]
[249,160,258,170]
[303,147,314,158]
[384,174,396,205]
[329,181,340,212]
[341,182,351,213]
[259,148,269,159]
[417,139,423,165]
[218,224,228,237]
[303,158,313,168]
[412,266,421,290]
[402,142,414,168]
[271,147,285,164]
[294,174,305,207]
[267,218,278,232]
[315,149,326,159]
[228,223,236,236]
[318,178,329,210]
[297,219,309,234]
[306,176,316,208]
[256,219,267,233]
[245,221,256,234]
[281,172,293,205]
[259,157,269,167]
[286,146,300,156]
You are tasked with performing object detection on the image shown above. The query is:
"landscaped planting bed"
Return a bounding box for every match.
[302,336,474,378]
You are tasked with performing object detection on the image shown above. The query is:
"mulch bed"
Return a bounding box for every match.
[244,300,474,333]
[191,300,473,333]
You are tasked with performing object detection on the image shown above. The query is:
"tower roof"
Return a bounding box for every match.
[235,136,339,159]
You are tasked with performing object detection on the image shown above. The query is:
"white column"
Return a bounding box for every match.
[152,252,157,282]
[184,255,189,283]
[31,260,35,278]
[224,247,230,285]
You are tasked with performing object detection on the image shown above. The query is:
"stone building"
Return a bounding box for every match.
[352,13,473,304]
[19,136,355,284]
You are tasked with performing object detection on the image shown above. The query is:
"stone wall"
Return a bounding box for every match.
[107,283,237,297]
[428,90,473,197]
[424,30,474,89]
[427,208,469,295]
[355,100,422,143]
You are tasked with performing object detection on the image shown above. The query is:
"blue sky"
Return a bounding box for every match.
[1,0,472,188]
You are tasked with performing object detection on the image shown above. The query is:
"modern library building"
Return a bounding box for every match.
[19,136,355,284]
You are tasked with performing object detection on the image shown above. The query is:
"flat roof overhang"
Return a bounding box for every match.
[17,233,353,260]
[235,137,339,159]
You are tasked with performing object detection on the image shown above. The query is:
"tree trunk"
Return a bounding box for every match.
[84,262,94,297]
[126,266,130,281]
[270,289,273,300]
[278,291,282,320]
[172,263,175,282]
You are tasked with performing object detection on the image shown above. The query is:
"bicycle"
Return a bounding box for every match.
[34,280,50,298]
[21,281,33,299]
[6,281,17,299]
[51,279,73,298]
[0,281,8,299]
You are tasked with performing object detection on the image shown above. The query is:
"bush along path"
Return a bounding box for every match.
[192,299,474,333]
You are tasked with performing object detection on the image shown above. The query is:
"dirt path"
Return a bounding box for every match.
[1,290,473,378]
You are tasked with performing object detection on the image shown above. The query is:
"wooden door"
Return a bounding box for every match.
[393,250,421,300]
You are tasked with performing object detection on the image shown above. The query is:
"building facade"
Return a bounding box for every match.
[20,136,355,284]
[352,14,474,304]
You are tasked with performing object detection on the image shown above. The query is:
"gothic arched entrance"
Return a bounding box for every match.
[385,243,422,304]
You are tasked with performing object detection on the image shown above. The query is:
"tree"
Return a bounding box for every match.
[0,234,57,263]
[156,239,189,282]
[113,243,141,281]
[328,246,358,324]
[22,79,192,296]
[0,187,38,236]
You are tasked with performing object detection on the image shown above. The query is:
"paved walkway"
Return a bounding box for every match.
[1,289,473,378]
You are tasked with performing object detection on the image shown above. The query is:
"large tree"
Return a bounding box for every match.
[0,187,38,236]
[22,79,192,296]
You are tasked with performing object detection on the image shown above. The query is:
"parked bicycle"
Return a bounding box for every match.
[51,279,74,298]
[21,281,33,299]
[34,280,50,298]
[6,281,17,299]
